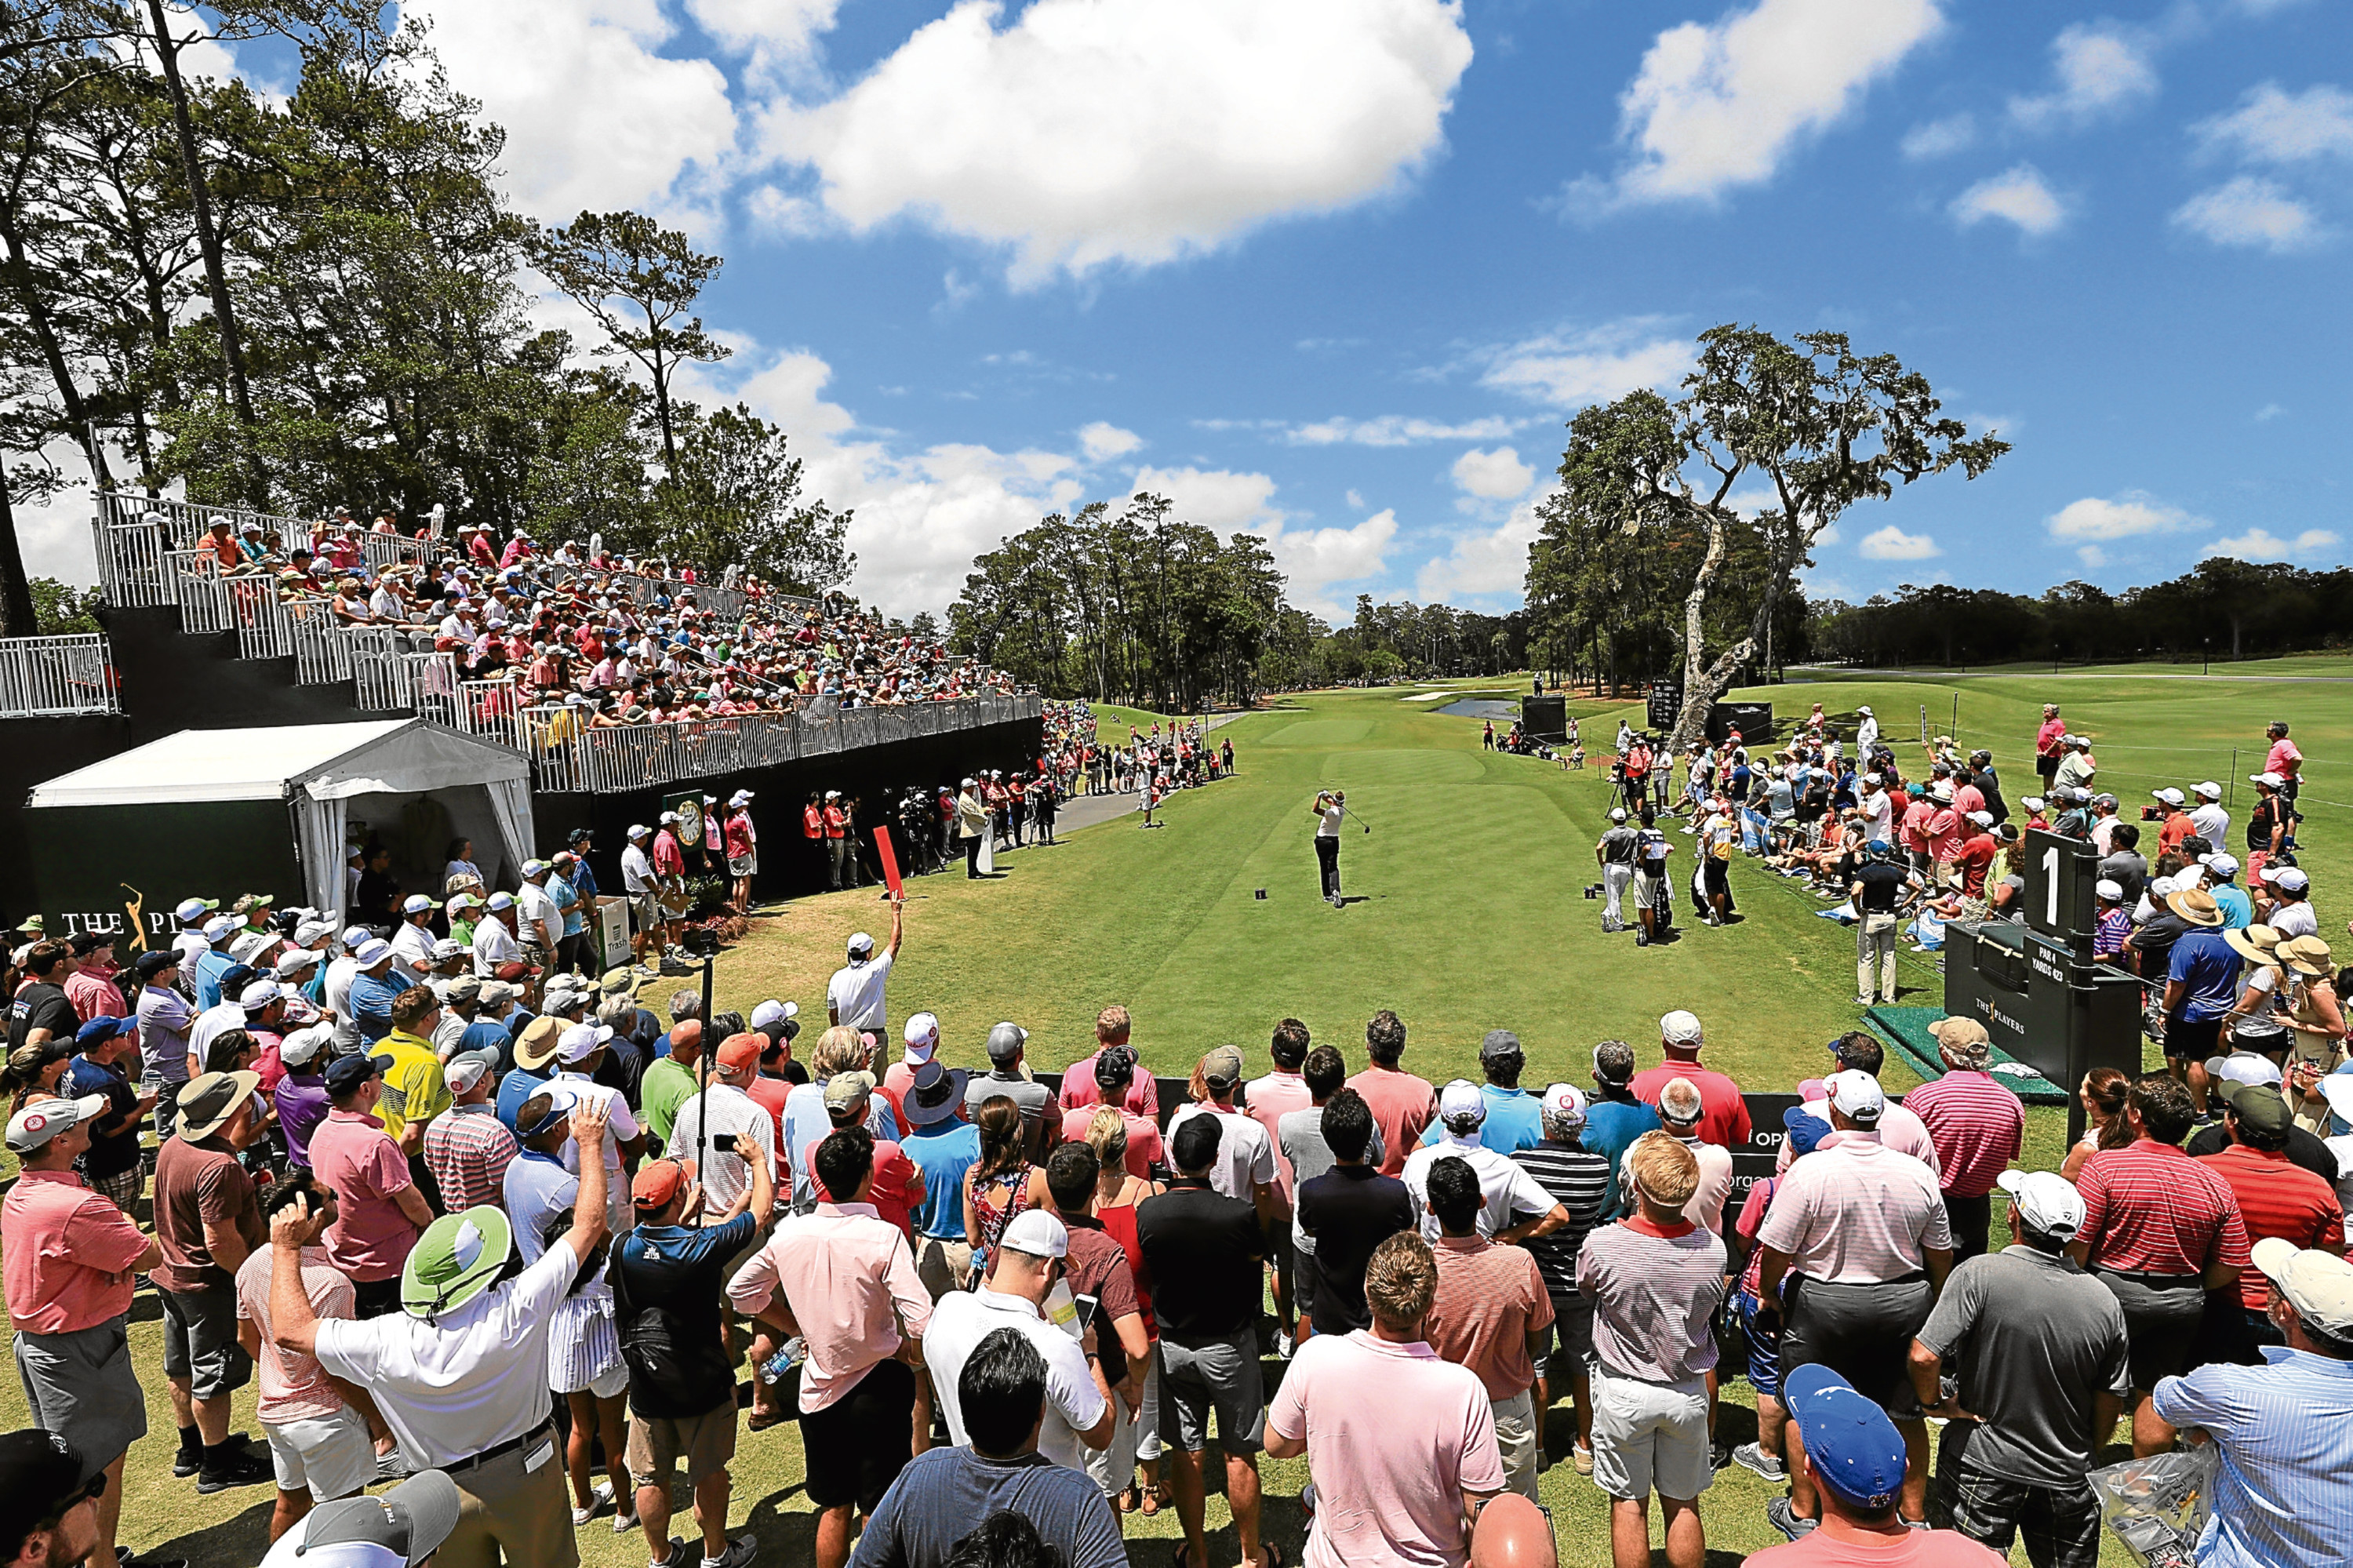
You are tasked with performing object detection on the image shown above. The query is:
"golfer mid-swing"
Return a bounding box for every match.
[1312,789,1347,907]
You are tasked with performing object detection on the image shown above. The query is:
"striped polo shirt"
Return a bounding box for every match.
[2077,1139,2250,1277]
[2198,1145,2346,1312]
[1905,1070,2025,1198]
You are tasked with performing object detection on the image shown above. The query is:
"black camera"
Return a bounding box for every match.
[712,1133,737,1153]
[2140,805,2163,822]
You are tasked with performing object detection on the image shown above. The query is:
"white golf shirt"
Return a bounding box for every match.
[922,1287,1105,1471]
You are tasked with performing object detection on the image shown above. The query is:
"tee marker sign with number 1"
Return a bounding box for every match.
[875,827,904,900]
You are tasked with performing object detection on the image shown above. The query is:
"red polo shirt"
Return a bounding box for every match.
[2198,1144,2344,1311]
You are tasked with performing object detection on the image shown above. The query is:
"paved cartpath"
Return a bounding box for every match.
[1012,712,1246,842]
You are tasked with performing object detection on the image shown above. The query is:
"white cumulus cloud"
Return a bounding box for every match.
[1077,422,1144,463]
[1950,165,2068,235]
[1857,524,1940,560]
[403,0,738,223]
[2009,24,2159,133]
[1253,512,1401,618]
[1288,415,1527,447]
[1418,493,1550,602]
[2205,527,2342,562]
[2195,83,2353,164]
[1479,324,1693,406]
[2173,176,2322,251]
[1451,447,1537,501]
[1591,0,1944,206]
[1901,113,1976,159]
[759,0,1474,284]
[2046,493,2203,543]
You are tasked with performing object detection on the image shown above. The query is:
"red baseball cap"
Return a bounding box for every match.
[632,1160,687,1211]
[715,1032,762,1073]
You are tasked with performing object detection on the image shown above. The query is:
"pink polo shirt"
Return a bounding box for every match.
[1267,1330,1506,1568]
[2267,737,2301,778]
[1903,1070,2024,1198]
[1755,1136,1953,1284]
[1347,1065,1438,1177]
[308,1108,422,1282]
[1057,1048,1160,1119]
[1243,1070,1313,1198]
[2,1170,147,1333]
[726,1200,932,1414]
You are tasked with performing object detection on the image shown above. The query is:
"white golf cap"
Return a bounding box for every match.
[276,948,323,976]
[402,894,435,915]
[485,892,515,911]
[2261,866,2311,892]
[1966,810,1994,827]
[846,931,875,956]
[1609,807,1627,822]
[1540,1082,1588,1126]
[353,938,394,966]
[5,1093,111,1154]
[2252,771,2285,788]
[238,980,283,1010]
[998,1209,1069,1259]
[2151,788,2186,806]
[2195,780,2223,799]
[2251,1238,2353,1338]
[748,999,795,1033]
[558,1023,613,1064]
[1857,705,1872,715]
[2203,1053,2282,1090]
[202,914,238,941]
[278,1024,333,1068]
[2095,879,2123,900]
[1438,1079,1487,1122]
[729,791,754,806]
[1996,1170,2086,1242]
[627,824,650,839]
[1825,1069,1885,1124]
[2200,853,2240,878]
[1660,1010,1703,1045]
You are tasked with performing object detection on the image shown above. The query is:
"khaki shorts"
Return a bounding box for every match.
[915,1236,974,1301]
[627,1403,739,1489]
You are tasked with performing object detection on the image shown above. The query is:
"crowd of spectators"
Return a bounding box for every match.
[171,504,1028,735]
[12,937,2353,1568]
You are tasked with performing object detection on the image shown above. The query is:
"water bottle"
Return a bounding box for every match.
[758,1337,806,1384]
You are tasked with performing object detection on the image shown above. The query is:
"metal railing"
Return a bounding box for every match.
[511,691,1043,791]
[0,634,118,717]
[348,626,413,711]
[164,549,232,634]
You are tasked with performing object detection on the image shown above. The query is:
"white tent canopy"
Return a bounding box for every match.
[28,721,535,922]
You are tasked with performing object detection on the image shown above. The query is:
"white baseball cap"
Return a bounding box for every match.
[1438,1079,1487,1123]
[2261,866,2311,893]
[998,1209,1069,1260]
[2151,788,2186,806]
[2251,1238,2353,1338]
[2200,853,2240,878]
[278,1024,334,1068]
[558,1023,613,1064]
[2203,1053,2282,1090]
[1660,1010,1703,1045]
[1540,1082,1588,1126]
[353,938,394,967]
[5,1093,110,1153]
[2252,771,2286,788]
[2194,780,2223,799]
[2095,879,2123,900]
[1825,1069,1885,1124]
[1996,1170,2085,1242]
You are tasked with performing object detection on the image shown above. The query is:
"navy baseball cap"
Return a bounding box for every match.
[73,1016,133,1048]
[323,1053,385,1096]
[1784,1365,1906,1512]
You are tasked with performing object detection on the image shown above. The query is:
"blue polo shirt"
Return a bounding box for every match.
[1418,1084,1545,1155]
[348,970,404,1043]
[904,1119,982,1240]
[2169,927,2243,1021]
[1582,1096,1663,1218]
[495,1063,553,1133]
[191,948,236,1013]
[2212,884,2254,930]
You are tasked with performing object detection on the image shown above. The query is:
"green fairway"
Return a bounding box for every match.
[46,666,2353,1566]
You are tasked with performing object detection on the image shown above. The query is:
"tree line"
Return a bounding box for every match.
[944,497,1526,711]
[1807,559,2353,668]
[0,2,850,636]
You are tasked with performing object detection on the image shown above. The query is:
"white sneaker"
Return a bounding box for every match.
[1275,1330,1295,1360]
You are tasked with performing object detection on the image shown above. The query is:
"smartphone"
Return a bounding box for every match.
[1074,1293,1100,1335]
[712,1133,737,1154]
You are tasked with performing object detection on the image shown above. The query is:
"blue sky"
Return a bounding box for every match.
[58,0,2350,620]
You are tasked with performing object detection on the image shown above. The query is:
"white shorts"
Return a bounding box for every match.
[264,1405,374,1502]
[1591,1366,1712,1503]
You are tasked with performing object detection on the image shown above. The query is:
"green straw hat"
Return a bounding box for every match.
[401,1206,514,1320]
